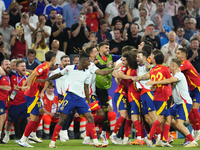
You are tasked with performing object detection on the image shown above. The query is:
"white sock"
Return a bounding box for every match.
[0,131,2,136]
[5,130,9,136]
[137,136,141,140]
[50,140,55,144]
[93,138,98,144]
[111,132,116,136]
[102,131,106,135]
[124,137,128,141]
[157,134,161,140]
[30,132,36,137]
[84,136,90,140]
[20,135,27,142]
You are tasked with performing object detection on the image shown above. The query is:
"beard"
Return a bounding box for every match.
[5,68,11,75]
[12,8,18,12]
[50,17,55,20]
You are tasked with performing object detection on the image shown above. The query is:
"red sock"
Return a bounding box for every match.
[113,116,125,133]
[52,124,62,141]
[161,131,163,140]
[149,120,161,140]
[192,109,200,130]
[24,121,38,137]
[186,134,194,142]
[163,124,170,142]
[141,124,145,138]
[86,123,90,136]
[86,123,97,139]
[32,114,43,132]
[124,120,132,137]
[94,115,105,125]
[133,120,142,137]
[189,111,196,130]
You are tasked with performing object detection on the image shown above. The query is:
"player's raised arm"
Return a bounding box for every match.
[146,77,178,86]
[36,72,63,83]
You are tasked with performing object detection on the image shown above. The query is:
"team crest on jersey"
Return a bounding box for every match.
[122,67,126,71]
[60,106,64,111]
[0,108,3,113]
[39,68,43,72]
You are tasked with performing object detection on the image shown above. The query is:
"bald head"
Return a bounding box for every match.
[169,31,176,42]
[51,40,60,52]
[56,14,63,25]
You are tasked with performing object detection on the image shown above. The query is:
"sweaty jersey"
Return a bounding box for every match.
[172,71,192,105]
[150,64,172,101]
[25,62,49,97]
[9,71,28,105]
[0,74,10,103]
[180,59,200,91]
[61,65,90,98]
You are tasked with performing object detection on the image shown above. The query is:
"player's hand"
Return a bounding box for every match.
[124,23,129,30]
[138,42,145,51]
[36,79,45,83]
[118,71,125,78]
[94,59,100,64]
[49,112,54,117]
[106,61,113,68]
[150,86,156,91]
[145,81,155,86]
[21,86,29,91]
[112,70,119,78]
[13,85,20,91]
[110,47,118,53]
[2,86,11,91]
[131,76,139,82]
[39,93,44,99]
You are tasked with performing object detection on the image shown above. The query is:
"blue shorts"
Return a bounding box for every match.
[170,103,192,121]
[165,108,171,118]
[58,92,91,115]
[114,92,128,111]
[154,101,167,116]
[90,95,102,108]
[128,99,141,115]
[190,87,200,104]
[8,102,29,122]
[25,95,43,115]
[140,91,156,115]
[0,100,6,115]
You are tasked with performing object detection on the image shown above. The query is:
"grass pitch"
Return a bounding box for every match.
[1,139,200,150]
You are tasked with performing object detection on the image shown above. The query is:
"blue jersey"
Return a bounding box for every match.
[155,25,171,46]
[43,4,62,19]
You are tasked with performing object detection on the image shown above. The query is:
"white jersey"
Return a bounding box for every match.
[50,67,68,96]
[87,62,99,96]
[136,65,151,90]
[172,71,192,105]
[61,65,90,98]
[115,58,122,71]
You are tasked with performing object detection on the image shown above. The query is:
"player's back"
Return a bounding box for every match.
[150,64,172,101]
[180,59,200,91]
[25,62,49,97]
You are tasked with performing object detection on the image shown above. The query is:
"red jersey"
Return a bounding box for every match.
[126,68,140,102]
[86,12,99,32]
[0,75,10,103]
[9,71,27,105]
[25,62,49,97]
[150,64,172,101]
[180,59,200,91]
[115,66,128,97]
[43,94,59,113]
[21,1,29,12]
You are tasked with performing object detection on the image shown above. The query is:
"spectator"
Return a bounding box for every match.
[154,14,171,46]
[187,38,200,73]
[123,23,141,49]
[111,3,132,31]
[186,0,199,17]
[175,26,190,48]
[58,0,70,7]
[109,28,126,55]
[10,59,17,71]
[15,12,35,49]
[151,2,174,30]
[161,31,182,66]
[110,20,123,39]
[83,31,98,50]
[32,30,49,62]
[7,2,21,28]
[46,9,57,27]
[96,19,112,44]
[72,55,79,65]
[0,12,14,54]
[0,0,5,25]
[35,14,51,43]
[22,49,41,73]
[138,0,156,20]
[42,81,59,139]
[130,3,140,22]
[183,17,195,41]
[35,0,49,16]
[82,1,103,32]
[0,32,10,59]
[164,0,182,16]
[20,0,33,12]
[70,12,90,62]
[141,24,161,50]
[135,8,154,36]
[28,2,39,28]
[44,0,62,19]
[62,0,83,28]
[105,0,122,27]
[172,6,187,31]
[49,14,68,53]
[51,39,65,70]
[10,27,28,59]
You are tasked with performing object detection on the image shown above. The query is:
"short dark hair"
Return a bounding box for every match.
[171,58,181,67]
[178,47,188,57]
[152,49,162,55]
[45,51,56,61]
[122,51,138,69]
[191,38,199,43]
[115,20,123,26]
[100,19,107,26]
[131,23,140,30]
[85,46,95,56]
[138,51,148,58]
[39,14,47,20]
[114,28,122,34]
[48,81,55,88]
[142,44,152,56]
[99,42,109,48]
[73,55,79,61]
[148,24,155,29]
[16,60,26,67]
[139,8,147,13]
[79,52,89,60]
[0,32,2,37]
[28,49,36,55]
[154,53,164,64]
[177,25,185,30]
[178,5,186,11]
[50,9,56,14]
[60,55,69,61]
[89,31,96,37]
[78,12,86,17]
[121,45,135,55]
[118,3,125,9]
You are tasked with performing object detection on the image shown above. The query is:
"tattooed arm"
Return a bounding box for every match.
[138,73,150,81]
[95,68,114,76]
